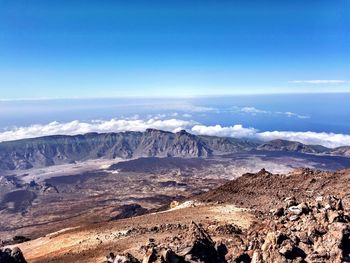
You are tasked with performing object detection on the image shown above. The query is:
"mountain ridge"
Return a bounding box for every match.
[0,129,349,171]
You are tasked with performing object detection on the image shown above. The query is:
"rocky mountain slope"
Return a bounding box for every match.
[7,168,350,263]
[0,129,254,171]
[198,168,350,211]
[0,129,349,171]
[257,139,329,154]
[331,146,350,157]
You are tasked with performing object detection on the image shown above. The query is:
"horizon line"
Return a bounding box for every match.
[1,91,350,102]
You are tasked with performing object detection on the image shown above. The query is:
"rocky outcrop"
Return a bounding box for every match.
[198,168,350,211]
[105,222,226,263]
[195,168,350,261]
[0,247,27,263]
[105,193,350,262]
[1,236,31,247]
[245,195,350,262]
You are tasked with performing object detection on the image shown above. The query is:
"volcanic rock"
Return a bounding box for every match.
[0,247,27,263]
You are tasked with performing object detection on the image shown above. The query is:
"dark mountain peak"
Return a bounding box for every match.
[256,168,272,176]
[175,129,198,140]
[266,139,300,145]
[84,132,100,137]
[176,129,190,135]
[145,128,172,134]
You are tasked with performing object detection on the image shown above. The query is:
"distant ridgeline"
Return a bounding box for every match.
[0,129,349,171]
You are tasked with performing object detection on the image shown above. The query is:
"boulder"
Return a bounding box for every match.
[288,206,303,216]
[215,224,242,235]
[273,207,284,217]
[179,222,218,262]
[289,215,300,221]
[142,247,157,263]
[285,197,297,208]
[288,203,309,216]
[0,247,27,263]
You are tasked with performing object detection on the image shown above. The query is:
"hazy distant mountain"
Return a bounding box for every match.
[331,146,350,157]
[256,139,330,154]
[0,129,349,171]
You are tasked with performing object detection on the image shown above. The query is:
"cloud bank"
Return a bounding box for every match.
[0,119,195,142]
[191,125,350,148]
[1,118,350,148]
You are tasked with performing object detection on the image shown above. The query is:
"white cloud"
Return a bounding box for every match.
[185,105,217,112]
[257,131,350,148]
[289,80,347,84]
[191,125,350,148]
[240,107,269,115]
[1,119,350,148]
[235,106,309,119]
[279,111,310,119]
[191,124,258,138]
[0,118,196,142]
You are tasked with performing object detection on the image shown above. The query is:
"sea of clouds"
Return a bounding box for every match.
[0,118,350,148]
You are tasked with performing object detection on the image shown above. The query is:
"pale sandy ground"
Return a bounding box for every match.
[3,153,318,184]
[4,158,124,183]
[9,203,255,263]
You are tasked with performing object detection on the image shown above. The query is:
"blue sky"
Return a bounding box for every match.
[0,0,349,99]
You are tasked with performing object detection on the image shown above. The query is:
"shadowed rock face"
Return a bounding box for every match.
[110,204,148,221]
[0,247,27,263]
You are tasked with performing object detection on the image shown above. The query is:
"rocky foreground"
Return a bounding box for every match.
[105,194,350,262]
[104,168,350,263]
[4,168,350,263]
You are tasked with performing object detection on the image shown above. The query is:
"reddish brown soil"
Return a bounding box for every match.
[199,168,350,212]
[12,204,254,263]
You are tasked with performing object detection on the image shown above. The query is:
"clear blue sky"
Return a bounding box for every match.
[0,0,349,99]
